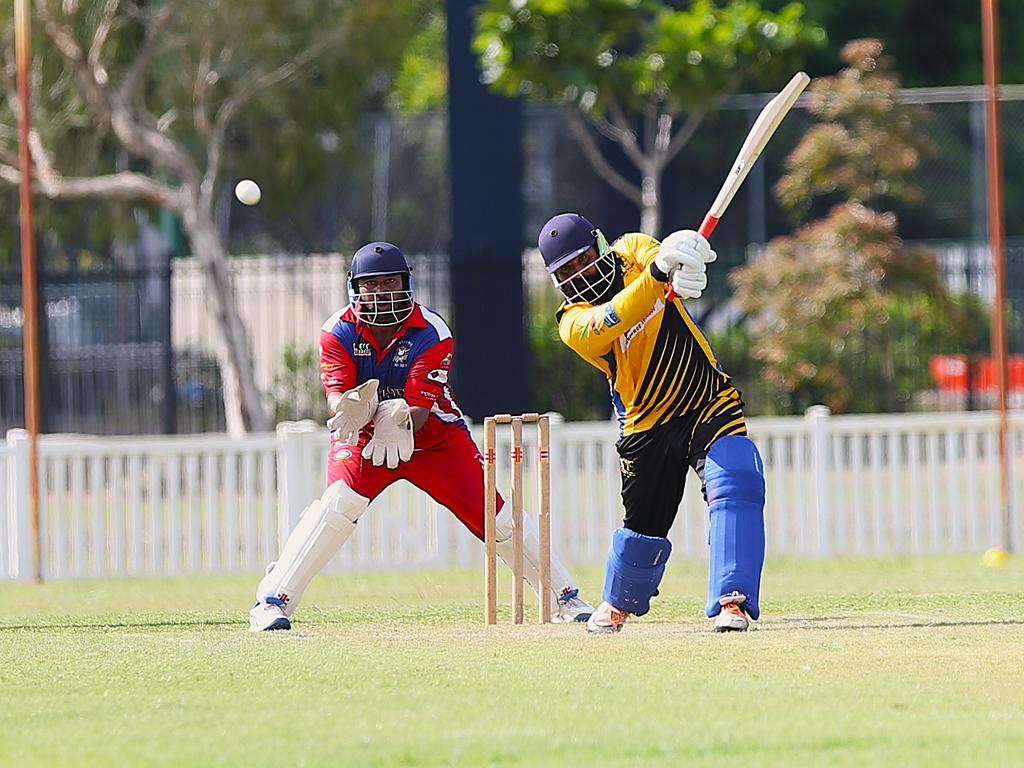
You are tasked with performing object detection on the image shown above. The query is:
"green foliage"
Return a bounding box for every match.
[0,1,435,263]
[729,40,988,414]
[160,1,435,234]
[474,0,824,233]
[527,280,610,420]
[475,0,825,115]
[270,344,325,423]
[774,39,934,222]
[389,6,449,113]
[707,322,786,414]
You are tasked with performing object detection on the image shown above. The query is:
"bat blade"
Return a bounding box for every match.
[698,71,811,239]
[667,72,811,301]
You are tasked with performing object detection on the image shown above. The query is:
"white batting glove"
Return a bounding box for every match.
[656,229,716,300]
[326,379,380,444]
[362,398,415,469]
[671,267,708,300]
[656,229,717,273]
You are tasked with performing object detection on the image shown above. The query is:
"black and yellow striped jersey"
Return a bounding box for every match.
[556,232,741,437]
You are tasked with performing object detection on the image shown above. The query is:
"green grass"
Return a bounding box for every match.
[2,555,1023,767]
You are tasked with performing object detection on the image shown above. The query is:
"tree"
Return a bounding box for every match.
[730,39,985,413]
[474,0,824,235]
[0,0,427,433]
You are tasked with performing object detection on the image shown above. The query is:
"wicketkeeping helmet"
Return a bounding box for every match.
[347,242,415,326]
[537,213,616,304]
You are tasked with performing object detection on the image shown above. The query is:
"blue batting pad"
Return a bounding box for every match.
[705,436,766,619]
[603,527,672,616]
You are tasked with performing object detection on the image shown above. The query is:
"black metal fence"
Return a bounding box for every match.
[0,263,224,435]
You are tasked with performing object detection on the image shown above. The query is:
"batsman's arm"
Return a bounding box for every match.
[558,249,669,358]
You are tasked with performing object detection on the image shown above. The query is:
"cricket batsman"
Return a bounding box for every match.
[249,241,593,631]
[536,213,766,634]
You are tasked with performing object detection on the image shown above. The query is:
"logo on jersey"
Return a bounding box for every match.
[426,368,449,384]
[329,444,354,463]
[602,304,621,328]
[620,299,664,351]
[441,352,453,366]
[354,341,372,357]
[619,457,637,479]
[393,342,412,365]
[585,303,622,337]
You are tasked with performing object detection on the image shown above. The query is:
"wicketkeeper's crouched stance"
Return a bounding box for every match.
[536,214,766,634]
[249,242,593,631]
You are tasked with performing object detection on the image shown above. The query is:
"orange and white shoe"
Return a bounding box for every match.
[586,601,628,634]
[713,591,751,632]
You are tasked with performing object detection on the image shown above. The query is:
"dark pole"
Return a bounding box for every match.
[981,0,1011,552]
[446,0,529,419]
[15,0,43,581]
[161,257,177,434]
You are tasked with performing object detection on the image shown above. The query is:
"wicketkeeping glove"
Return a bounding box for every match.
[362,398,415,469]
[326,379,380,444]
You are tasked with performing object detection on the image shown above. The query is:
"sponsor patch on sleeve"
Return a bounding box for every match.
[602,304,621,328]
[426,369,449,384]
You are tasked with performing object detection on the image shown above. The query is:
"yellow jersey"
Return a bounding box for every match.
[556,232,739,437]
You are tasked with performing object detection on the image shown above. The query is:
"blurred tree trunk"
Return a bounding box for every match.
[0,0,371,431]
[179,191,266,433]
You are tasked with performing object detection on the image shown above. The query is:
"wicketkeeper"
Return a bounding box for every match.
[249,241,593,631]
[535,213,766,634]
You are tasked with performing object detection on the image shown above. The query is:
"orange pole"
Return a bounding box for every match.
[15,0,43,580]
[981,0,1011,552]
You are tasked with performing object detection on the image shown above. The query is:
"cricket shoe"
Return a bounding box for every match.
[586,601,628,634]
[550,588,593,623]
[713,591,751,632]
[249,596,292,632]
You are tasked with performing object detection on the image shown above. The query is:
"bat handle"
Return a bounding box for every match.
[697,213,720,240]
[666,213,721,301]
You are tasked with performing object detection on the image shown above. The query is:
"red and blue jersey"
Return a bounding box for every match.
[319,303,466,429]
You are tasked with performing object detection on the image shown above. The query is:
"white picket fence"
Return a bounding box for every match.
[2,409,1022,580]
[172,253,451,395]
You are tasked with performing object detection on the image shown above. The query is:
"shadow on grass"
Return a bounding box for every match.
[4,617,1024,633]
[599,617,1024,635]
[0,618,245,631]
[772,618,1024,631]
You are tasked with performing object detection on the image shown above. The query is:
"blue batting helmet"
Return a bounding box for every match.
[347,242,415,326]
[348,241,411,289]
[537,213,598,274]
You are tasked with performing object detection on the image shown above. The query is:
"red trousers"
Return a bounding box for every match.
[327,417,503,540]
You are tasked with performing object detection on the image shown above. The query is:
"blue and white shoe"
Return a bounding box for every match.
[249,596,292,632]
[551,587,593,623]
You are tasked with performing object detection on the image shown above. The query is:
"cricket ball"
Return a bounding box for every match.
[234,178,262,206]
